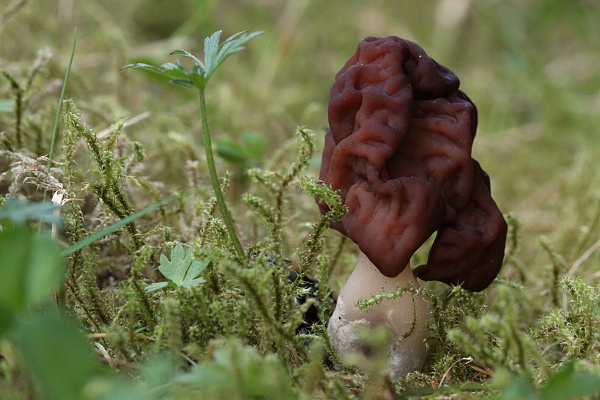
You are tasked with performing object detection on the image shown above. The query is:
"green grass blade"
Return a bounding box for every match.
[48,28,76,172]
[38,29,76,233]
[62,197,171,256]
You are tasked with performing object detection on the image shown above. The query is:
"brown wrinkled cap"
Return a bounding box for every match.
[318,36,507,291]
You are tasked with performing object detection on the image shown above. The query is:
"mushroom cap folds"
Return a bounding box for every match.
[318,36,507,291]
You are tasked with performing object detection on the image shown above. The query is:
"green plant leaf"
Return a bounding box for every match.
[158,243,208,287]
[173,341,297,400]
[145,281,169,293]
[214,131,266,167]
[156,62,189,79]
[498,373,537,400]
[214,137,248,165]
[539,361,600,400]
[120,62,165,74]
[0,197,62,226]
[17,310,97,400]
[205,30,264,82]
[101,356,174,400]
[216,30,264,61]
[170,49,205,70]
[169,78,196,88]
[147,243,209,291]
[243,130,266,159]
[0,301,14,337]
[203,30,222,76]
[0,225,64,311]
[0,98,15,113]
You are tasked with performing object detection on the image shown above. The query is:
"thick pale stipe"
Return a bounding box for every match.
[328,252,430,377]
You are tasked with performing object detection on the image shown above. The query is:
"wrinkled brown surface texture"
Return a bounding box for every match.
[319,36,507,291]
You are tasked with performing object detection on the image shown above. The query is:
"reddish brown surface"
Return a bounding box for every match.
[318,36,507,291]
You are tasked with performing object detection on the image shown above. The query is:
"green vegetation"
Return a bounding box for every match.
[144,243,209,292]
[1,0,599,398]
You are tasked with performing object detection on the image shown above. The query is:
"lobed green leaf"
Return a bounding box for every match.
[149,243,209,291]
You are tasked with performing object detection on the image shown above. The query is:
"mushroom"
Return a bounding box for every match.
[318,36,507,377]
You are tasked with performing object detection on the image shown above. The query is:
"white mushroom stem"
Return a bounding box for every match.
[328,251,431,378]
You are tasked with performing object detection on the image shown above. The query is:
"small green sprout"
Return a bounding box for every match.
[122,30,264,261]
[145,243,209,292]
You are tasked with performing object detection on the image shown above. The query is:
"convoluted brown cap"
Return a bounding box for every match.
[318,36,507,291]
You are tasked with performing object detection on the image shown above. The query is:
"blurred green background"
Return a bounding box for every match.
[1,0,599,272]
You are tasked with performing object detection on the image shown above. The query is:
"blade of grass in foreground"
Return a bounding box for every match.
[62,197,171,256]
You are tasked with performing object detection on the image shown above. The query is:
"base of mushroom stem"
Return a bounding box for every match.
[327,251,431,378]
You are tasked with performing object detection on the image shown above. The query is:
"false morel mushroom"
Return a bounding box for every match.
[318,36,508,377]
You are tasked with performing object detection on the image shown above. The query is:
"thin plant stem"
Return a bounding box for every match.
[197,89,245,261]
